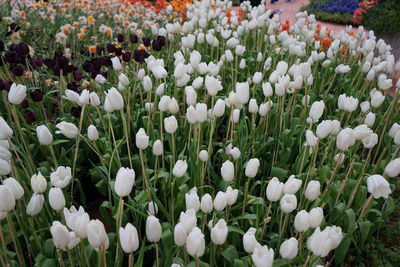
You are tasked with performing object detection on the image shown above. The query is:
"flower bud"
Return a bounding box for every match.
[50,221,70,249]
[211,219,228,245]
[119,223,139,253]
[199,150,208,162]
[174,223,187,247]
[135,128,149,150]
[31,172,47,193]
[213,191,227,211]
[266,177,284,202]
[336,128,355,151]
[225,186,238,206]
[367,174,392,198]
[294,210,310,232]
[88,219,109,250]
[3,177,24,200]
[309,101,325,122]
[26,193,44,216]
[152,140,163,156]
[0,159,11,176]
[146,215,162,243]
[213,99,225,117]
[185,187,200,212]
[236,82,249,104]
[243,227,258,253]
[49,187,65,211]
[245,158,260,178]
[104,87,124,113]
[283,175,302,194]
[279,237,298,260]
[221,160,234,182]
[164,115,178,134]
[115,167,135,197]
[384,158,400,177]
[251,245,274,267]
[55,122,79,138]
[186,227,205,257]
[304,180,321,201]
[87,125,99,141]
[50,166,72,189]
[173,160,188,178]
[36,125,53,145]
[8,83,26,105]
[200,194,213,213]
[280,194,297,213]
[0,116,13,139]
[309,207,324,228]
[0,185,16,211]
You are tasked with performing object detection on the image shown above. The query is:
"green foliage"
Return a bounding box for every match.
[300,4,355,25]
[362,0,400,35]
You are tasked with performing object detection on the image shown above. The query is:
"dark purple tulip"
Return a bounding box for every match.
[130,34,138,43]
[30,58,42,69]
[142,37,150,47]
[10,23,20,32]
[92,59,102,72]
[122,52,131,62]
[96,46,104,55]
[100,56,111,66]
[44,58,54,68]
[4,51,17,63]
[64,64,75,73]
[30,89,43,102]
[24,109,37,123]
[18,43,29,55]
[133,49,149,64]
[114,48,123,57]
[67,82,80,92]
[11,65,24,76]
[3,81,12,92]
[73,71,84,81]
[54,50,63,58]
[9,44,18,52]
[157,36,166,47]
[0,80,5,91]
[106,43,115,53]
[90,72,99,79]
[83,61,93,73]
[100,71,108,79]
[117,34,125,43]
[152,40,162,51]
[71,106,82,118]
[20,99,29,109]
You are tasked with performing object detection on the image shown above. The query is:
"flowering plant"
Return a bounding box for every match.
[0,0,399,266]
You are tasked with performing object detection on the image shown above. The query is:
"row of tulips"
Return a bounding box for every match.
[0,0,399,266]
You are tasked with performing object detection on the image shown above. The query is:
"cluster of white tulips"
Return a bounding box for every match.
[0,0,399,266]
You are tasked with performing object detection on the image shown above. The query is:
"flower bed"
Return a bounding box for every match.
[0,0,399,266]
[302,0,360,25]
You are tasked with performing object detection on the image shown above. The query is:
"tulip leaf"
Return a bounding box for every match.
[335,235,351,264]
[43,239,55,258]
[228,226,245,235]
[233,259,247,267]
[221,245,239,263]
[270,167,288,179]
[358,220,372,244]
[40,258,57,267]
[383,197,395,217]
[344,209,356,234]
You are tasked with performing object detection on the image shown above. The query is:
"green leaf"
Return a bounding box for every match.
[221,245,239,264]
[43,239,55,258]
[40,258,57,267]
[344,209,356,234]
[358,220,372,245]
[270,167,288,179]
[335,235,351,264]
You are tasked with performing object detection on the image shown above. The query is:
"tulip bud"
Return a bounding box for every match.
[0,159,11,176]
[283,175,302,194]
[280,194,297,213]
[90,92,101,107]
[252,72,263,84]
[36,125,53,145]
[213,191,227,211]
[146,215,162,243]
[26,193,44,216]
[119,223,139,253]
[280,237,298,259]
[87,125,99,141]
[309,100,325,122]
[211,219,228,245]
[336,128,355,151]
[225,186,238,206]
[230,147,241,160]
[104,87,124,113]
[200,194,213,213]
[306,130,318,147]
[316,120,332,139]
[0,185,16,211]
[50,221,70,249]
[213,99,225,117]
[195,103,207,123]
[142,76,152,92]
[95,74,107,84]
[31,172,47,193]
[186,227,205,257]
[156,83,165,95]
[115,167,135,197]
[0,116,13,139]
[384,158,400,177]
[243,227,259,253]
[135,128,149,150]
[164,115,178,134]
[251,245,274,267]
[304,180,320,201]
[248,99,258,114]
[168,97,179,114]
[185,187,200,212]
[221,160,234,182]
[367,174,392,198]
[236,82,249,104]
[174,223,187,246]
[205,76,223,96]
[245,158,260,178]
[3,177,24,200]
[231,108,240,123]
[364,112,375,127]
[309,207,324,228]
[49,187,65,211]
[8,83,26,104]
[179,209,197,233]
[173,160,188,178]
[111,56,122,71]
[262,82,273,97]
[147,201,158,216]
[199,150,208,162]
[266,177,284,201]
[55,122,79,138]
[294,210,310,232]
[88,219,109,250]
[152,140,163,156]
[68,232,80,250]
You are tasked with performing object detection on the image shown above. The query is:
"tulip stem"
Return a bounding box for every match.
[358,194,374,221]
[128,253,134,267]
[171,132,176,165]
[121,109,133,169]
[241,180,250,215]
[155,243,160,267]
[49,145,58,168]
[80,243,90,266]
[115,198,124,267]
[278,213,289,248]
[7,214,24,266]
[195,256,200,267]
[0,227,9,266]
[140,149,152,201]
[71,105,86,197]
[57,249,65,267]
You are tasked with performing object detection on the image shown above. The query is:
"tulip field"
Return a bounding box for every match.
[0,0,399,266]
